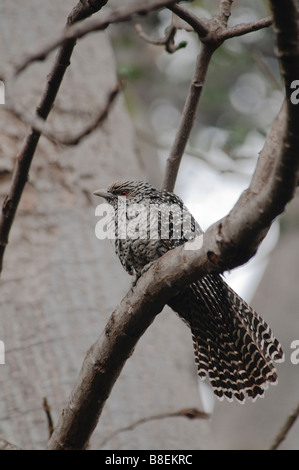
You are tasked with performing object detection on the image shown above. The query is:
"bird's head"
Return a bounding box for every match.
[93,180,157,204]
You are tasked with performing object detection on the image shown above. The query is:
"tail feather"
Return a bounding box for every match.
[224,281,284,364]
[168,273,284,403]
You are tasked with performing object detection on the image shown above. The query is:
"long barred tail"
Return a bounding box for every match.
[168,274,284,403]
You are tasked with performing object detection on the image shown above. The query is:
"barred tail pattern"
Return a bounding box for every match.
[168,273,284,403]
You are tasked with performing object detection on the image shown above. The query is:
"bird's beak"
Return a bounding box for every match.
[93,189,112,199]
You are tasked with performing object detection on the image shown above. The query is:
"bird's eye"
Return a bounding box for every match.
[119,191,127,196]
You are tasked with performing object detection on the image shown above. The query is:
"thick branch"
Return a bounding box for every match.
[168,4,210,38]
[46,230,216,450]
[260,1,299,209]
[46,270,179,450]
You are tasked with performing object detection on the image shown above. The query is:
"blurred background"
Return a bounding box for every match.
[0,0,298,449]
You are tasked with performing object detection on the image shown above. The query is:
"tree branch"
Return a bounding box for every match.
[135,22,180,54]
[135,16,186,54]
[10,0,185,76]
[252,49,282,91]
[46,0,299,450]
[0,439,21,450]
[162,4,273,192]
[99,408,210,448]
[5,81,122,147]
[269,400,299,450]
[217,0,234,27]
[43,397,54,438]
[162,41,216,192]
[168,4,210,38]
[219,16,273,40]
[59,81,122,146]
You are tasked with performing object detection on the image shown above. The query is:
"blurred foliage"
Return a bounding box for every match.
[107,0,284,168]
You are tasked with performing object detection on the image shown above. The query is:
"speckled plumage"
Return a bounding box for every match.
[94,180,284,402]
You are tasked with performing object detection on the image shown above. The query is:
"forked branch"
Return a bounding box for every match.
[162,2,273,191]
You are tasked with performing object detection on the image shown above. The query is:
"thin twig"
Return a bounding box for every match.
[135,22,180,53]
[5,82,122,147]
[99,408,210,448]
[60,81,122,146]
[219,16,273,40]
[0,439,21,450]
[43,397,54,438]
[269,401,299,450]
[162,42,216,192]
[252,49,282,91]
[162,3,273,192]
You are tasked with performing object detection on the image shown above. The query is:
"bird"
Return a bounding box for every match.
[93,180,284,403]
